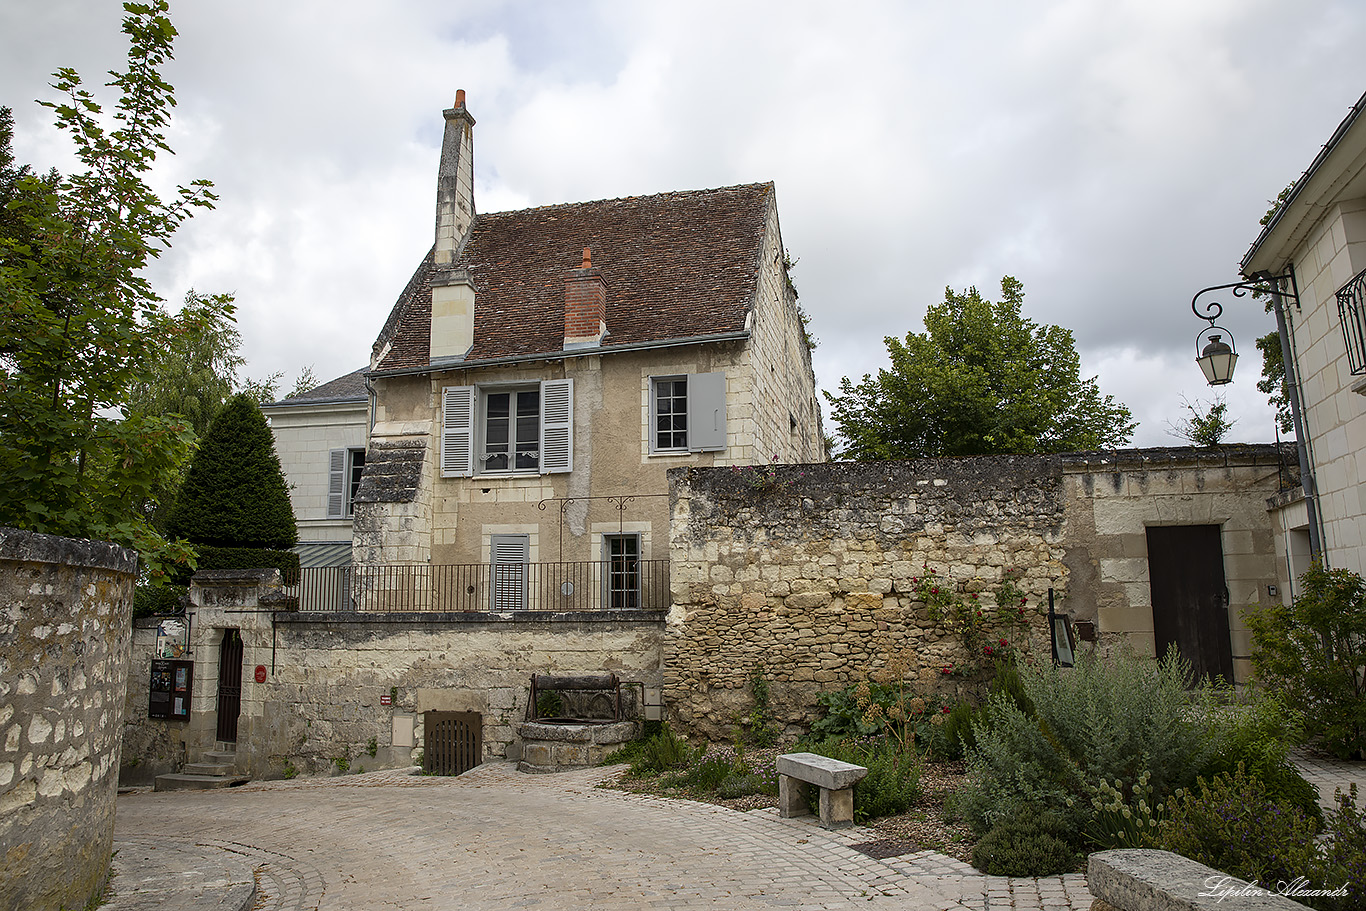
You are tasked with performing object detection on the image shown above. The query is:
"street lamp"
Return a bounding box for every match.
[1196,331,1237,385]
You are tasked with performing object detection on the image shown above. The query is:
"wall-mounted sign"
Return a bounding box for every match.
[148,659,193,720]
[254,665,267,684]
[380,694,392,706]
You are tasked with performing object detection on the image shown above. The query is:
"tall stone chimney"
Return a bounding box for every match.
[430,90,477,363]
[563,247,607,350]
[434,89,475,265]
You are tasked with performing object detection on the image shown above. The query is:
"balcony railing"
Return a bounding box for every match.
[284,561,669,613]
[1336,265,1366,375]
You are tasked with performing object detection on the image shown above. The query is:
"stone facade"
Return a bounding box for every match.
[121,570,665,780]
[665,447,1292,739]
[0,528,136,911]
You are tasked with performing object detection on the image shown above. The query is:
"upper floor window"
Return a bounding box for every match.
[442,379,573,478]
[482,387,540,472]
[327,447,366,517]
[1336,265,1366,376]
[649,372,728,453]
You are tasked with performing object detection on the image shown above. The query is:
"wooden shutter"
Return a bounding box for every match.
[490,534,529,610]
[326,449,347,516]
[539,378,573,474]
[441,386,475,477]
[686,372,727,452]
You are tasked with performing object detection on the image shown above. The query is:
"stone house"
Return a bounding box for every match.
[352,90,823,600]
[1239,87,1366,584]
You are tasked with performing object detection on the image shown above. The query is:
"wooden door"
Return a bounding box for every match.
[1146,525,1234,685]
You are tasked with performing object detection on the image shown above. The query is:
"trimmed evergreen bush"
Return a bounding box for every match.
[166,394,297,579]
[972,809,1080,876]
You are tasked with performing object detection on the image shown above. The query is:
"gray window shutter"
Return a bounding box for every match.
[441,386,475,477]
[490,534,530,610]
[539,378,573,474]
[687,372,727,452]
[327,449,347,517]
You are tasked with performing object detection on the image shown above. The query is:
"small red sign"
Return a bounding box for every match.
[254,665,267,684]
[381,694,392,706]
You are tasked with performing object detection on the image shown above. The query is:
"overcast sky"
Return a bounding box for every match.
[5,0,1366,447]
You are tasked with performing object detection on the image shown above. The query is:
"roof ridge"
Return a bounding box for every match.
[477,181,773,219]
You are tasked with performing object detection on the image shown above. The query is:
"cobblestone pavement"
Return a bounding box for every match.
[1290,750,1366,812]
[114,763,1095,911]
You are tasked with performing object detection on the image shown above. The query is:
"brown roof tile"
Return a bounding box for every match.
[372,182,773,373]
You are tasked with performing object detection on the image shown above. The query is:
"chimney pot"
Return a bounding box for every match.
[582,247,592,269]
[455,89,466,107]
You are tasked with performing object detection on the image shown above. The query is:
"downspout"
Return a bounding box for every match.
[1271,265,1325,562]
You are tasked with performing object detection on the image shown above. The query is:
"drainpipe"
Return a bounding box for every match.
[1270,266,1324,562]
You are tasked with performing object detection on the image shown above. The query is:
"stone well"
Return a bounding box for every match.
[515,720,638,773]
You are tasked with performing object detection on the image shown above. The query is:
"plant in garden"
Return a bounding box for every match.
[1159,764,1321,892]
[912,566,1036,678]
[971,808,1079,877]
[1316,784,1366,911]
[1085,772,1166,849]
[0,1,219,580]
[1248,562,1366,759]
[742,663,779,747]
[799,737,921,823]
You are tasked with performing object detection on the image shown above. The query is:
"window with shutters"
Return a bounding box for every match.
[327,447,367,518]
[649,373,727,453]
[441,379,573,478]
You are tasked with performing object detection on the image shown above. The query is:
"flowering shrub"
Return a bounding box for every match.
[910,566,1036,678]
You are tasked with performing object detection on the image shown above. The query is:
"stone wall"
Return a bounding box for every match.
[121,568,665,780]
[665,458,1068,740]
[0,527,136,911]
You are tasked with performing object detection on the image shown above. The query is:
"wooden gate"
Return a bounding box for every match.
[215,629,244,743]
[424,711,482,775]
[1146,525,1234,685]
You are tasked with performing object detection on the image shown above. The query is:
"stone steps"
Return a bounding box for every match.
[154,744,250,791]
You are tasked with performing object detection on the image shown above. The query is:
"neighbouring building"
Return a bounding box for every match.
[1241,87,1366,585]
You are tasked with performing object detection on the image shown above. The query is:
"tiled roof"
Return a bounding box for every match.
[372,182,774,373]
[274,368,368,405]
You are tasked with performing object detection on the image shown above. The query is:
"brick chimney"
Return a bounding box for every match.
[563,247,607,350]
[430,90,476,363]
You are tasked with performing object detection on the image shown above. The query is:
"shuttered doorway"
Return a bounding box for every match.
[424,712,482,775]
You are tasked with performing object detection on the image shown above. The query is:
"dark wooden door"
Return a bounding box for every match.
[1146,525,1234,685]
[215,629,244,743]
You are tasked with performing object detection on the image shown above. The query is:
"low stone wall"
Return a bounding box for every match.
[665,458,1067,740]
[0,527,137,911]
[121,568,666,780]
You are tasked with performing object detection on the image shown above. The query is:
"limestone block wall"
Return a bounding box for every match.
[665,459,1067,741]
[1060,445,1292,682]
[0,528,136,911]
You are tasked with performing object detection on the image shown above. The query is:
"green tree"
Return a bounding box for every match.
[1167,396,1236,447]
[0,1,219,579]
[1257,331,1294,435]
[126,290,244,439]
[826,277,1135,459]
[166,393,297,550]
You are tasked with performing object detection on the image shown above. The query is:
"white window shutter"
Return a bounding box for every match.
[326,449,347,517]
[490,534,530,610]
[687,372,727,452]
[540,378,573,474]
[441,386,475,477]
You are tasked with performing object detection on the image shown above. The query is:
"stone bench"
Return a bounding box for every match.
[1089,849,1317,911]
[776,752,868,829]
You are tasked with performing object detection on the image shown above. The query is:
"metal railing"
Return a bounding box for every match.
[1336,265,1366,375]
[285,560,669,613]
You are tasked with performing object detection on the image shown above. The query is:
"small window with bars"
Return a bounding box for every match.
[603,533,641,610]
[1336,266,1366,375]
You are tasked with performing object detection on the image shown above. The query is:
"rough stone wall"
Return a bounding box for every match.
[665,459,1067,741]
[119,619,188,786]
[0,528,136,911]
[352,435,433,566]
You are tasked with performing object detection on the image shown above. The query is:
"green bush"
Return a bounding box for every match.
[1248,562,1366,760]
[956,648,1216,837]
[971,808,1080,876]
[800,737,921,822]
[742,664,779,747]
[166,393,298,551]
[1199,689,1320,823]
[674,754,736,792]
[718,770,777,800]
[628,724,695,775]
[1159,764,1321,891]
[1317,785,1366,911]
[132,583,187,618]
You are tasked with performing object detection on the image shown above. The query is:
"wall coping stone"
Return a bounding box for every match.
[274,609,667,627]
[193,568,280,584]
[0,525,137,574]
[1089,849,1313,911]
